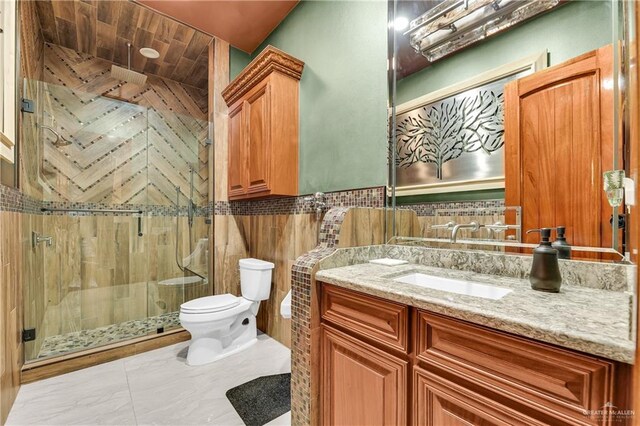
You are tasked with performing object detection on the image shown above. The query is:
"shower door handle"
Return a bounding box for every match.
[137,215,143,237]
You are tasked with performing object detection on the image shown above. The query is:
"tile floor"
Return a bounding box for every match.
[8,334,291,425]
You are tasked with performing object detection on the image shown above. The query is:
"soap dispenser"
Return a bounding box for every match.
[527,228,562,293]
[552,226,571,260]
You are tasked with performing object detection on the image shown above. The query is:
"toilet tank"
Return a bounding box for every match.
[239,258,275,301]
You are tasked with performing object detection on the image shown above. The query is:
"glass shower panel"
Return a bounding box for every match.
[145,108,210,332]
[23,79,211,362]
[28,82,151,360]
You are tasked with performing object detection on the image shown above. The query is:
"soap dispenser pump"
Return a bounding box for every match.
[527,228,562,293]
[552,226,571,260]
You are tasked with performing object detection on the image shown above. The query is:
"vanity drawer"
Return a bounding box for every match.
[416,311,615,423]
[321,284,409,352]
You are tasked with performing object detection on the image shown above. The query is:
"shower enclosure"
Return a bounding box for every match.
[22,65,211,362]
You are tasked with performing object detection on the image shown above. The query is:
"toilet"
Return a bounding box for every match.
[179,258,274,366]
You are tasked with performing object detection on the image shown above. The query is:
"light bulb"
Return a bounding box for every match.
[394,16,409,31]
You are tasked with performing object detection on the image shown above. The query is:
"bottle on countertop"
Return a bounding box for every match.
[526,228,562,293]
[552,226,571,260]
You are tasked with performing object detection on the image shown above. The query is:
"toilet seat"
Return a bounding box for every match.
[180,294,241,314]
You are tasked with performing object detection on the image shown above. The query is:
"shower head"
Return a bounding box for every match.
[111,65,147,86]
[111,42,147,86]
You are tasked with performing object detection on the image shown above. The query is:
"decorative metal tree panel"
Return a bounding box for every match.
[394,73,520,192]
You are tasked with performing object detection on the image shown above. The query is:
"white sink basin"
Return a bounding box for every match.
[393,273,512,300]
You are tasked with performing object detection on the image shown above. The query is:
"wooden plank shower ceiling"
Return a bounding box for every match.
[35,0,213,89]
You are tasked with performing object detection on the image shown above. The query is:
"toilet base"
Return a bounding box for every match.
[185,315,258,366]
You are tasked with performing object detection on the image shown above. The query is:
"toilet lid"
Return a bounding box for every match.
[180,294,241,314]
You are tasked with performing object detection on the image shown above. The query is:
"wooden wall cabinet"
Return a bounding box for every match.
[222,46,304,200]
[319,283,630,426]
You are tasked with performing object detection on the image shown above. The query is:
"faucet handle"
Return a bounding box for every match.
[32,232,53,248]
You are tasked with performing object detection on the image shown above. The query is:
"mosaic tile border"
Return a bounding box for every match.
[290,207,350,425]
[398,199,505,217]
[0,184,210,216]
[4,185,386,218]
[0,185,41,214]
[40,201,210,217]
[214,187,385,216]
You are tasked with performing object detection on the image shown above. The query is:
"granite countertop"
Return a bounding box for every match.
[315,262,635,364]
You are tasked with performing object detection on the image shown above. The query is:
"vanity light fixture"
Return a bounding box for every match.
[394,16,409,31]
[406,0,561,62]
[604,170,636,210]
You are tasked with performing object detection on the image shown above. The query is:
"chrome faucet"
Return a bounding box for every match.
[451,222,479,243]
[32,232,53,248]
[304,192,327,216]
[304,192,327,244]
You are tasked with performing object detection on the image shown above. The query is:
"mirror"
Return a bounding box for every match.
[387,0,634,261]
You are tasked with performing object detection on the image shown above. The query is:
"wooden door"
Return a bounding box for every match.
[413,367,546,426]
[322,325,407,426]
[245,82,271,195]
[505,45,615,250]
[228,101,247,198]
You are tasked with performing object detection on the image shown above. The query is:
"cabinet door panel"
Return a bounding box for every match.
[416,311,613,422]
[322,325,407,426]
[414,367,546,426]
[228,102,246,197]
[246,83,271,194]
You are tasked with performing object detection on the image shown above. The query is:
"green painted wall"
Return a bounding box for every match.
[397,1,613,104]
[229,47,251,80]
[250,0,388,194]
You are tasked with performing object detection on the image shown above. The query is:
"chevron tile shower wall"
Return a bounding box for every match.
[23,43,209,206]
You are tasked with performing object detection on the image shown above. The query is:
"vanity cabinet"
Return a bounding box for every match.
[321,285,409,426]
[222,46,304,200]
[319,283,629,426]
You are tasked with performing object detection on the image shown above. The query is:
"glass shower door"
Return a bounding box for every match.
[25,81,152,360]
[145,108,210,331]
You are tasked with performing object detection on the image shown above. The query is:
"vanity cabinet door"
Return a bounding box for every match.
[227,101,247,198]
[245,81,271,195]
[414,366,546,426]
[322,325,408,426]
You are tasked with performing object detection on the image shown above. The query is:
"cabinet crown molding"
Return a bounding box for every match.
[222,45,304,106]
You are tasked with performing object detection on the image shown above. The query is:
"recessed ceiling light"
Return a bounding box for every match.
[140,47,160,59]
[394,16,409,32]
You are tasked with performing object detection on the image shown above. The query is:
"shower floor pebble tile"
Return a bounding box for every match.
[8,334,291,426]
[37,312,182,359]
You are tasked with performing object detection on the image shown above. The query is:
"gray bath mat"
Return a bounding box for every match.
[226,373,291,426]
